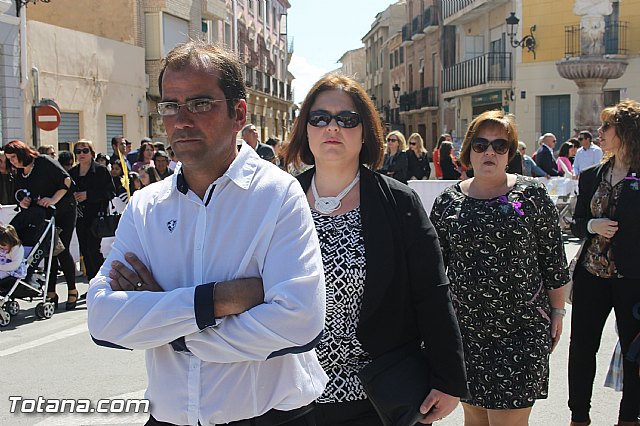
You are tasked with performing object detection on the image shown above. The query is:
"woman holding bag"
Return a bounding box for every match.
[69,140,115,287]
[286,73,467,426]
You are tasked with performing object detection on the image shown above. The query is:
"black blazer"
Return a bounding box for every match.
[380,151,409,183]
[407,152,431,180]
[298,166,468,397]
[69,161,115,221]
[535,146,563,176]
[571,162,640,279]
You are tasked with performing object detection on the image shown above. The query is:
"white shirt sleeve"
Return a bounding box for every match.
[87,195,201,350]
[184,184,326,363]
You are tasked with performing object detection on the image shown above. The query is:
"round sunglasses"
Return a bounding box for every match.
[471,138,510,155]
[308,110,361,129]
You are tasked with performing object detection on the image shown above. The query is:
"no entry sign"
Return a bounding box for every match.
[35,105,61,131]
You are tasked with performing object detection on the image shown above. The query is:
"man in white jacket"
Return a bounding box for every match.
[87,40,327,426]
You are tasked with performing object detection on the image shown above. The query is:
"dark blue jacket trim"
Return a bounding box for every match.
[195,282,217,330]
[267,331,323,359]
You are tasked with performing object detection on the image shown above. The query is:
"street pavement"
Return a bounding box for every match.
[0,236,622,426]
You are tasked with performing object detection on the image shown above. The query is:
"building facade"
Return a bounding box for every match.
[336,47,366,85]
[0,0,24,145]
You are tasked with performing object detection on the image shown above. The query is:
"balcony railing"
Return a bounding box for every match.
[399,87,439,111]
[402,24,411,42]
[412,16,423,37]
[442,0,475,21]
[563,21,628,57]
[423,6,439,29]
[442,52,512,93]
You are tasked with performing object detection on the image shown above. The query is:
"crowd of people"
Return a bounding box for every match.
[1,40,638,426]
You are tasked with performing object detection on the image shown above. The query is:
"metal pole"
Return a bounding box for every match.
[31,67,40,148]
[232,0,237,52]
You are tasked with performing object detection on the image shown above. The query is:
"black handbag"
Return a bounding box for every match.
[357,344,431,426]
[91,201,121,238]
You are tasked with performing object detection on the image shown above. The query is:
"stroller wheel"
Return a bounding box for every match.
[42,302,54,319]
[3,301,20,316]
[0,308,10,326]
[35,303,46,319]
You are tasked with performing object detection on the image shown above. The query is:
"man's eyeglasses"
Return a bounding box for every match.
[157,98,230,116]
[307,110,361,128]
[470,138,510,155]
[74,148,91,155]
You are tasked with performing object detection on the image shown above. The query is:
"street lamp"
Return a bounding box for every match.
[506,12,537,59]
[392,83,401,105]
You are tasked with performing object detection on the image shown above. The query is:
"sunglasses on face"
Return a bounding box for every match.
[409,142,417,146]
[157,98,230,116]
[74,148,91,155]
[601,121,614,131]
[307,110,361,128]
[387,138,398,143]
[471,138,510,155]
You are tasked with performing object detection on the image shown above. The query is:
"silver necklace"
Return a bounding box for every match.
[312,172,360,215]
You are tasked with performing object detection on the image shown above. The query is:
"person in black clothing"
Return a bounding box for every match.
[69,140,115,286]
[380,130,409,183]
[0,150,15,205]
[440,141,461,180]
[4,140,77,310]
[407,133,431,180]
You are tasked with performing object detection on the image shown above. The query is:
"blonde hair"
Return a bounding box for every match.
[386,130,407,153]
[408,133,427,155]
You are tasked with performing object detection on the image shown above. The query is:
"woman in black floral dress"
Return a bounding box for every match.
[430,110,569,426]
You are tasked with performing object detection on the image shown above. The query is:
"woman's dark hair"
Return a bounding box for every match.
[440,141,454,159]
[558,142,573,158]
[284,73,384,170]
[4,140,38,169]
[140,164,161,184]
[137,141,154,162]
[568,137,580,149]
[159,40,246,118]
[435,134,451,150]
[459,110,519,168]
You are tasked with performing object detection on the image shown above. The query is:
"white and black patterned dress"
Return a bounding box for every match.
[312,208,371,403]
[430,175,569,409]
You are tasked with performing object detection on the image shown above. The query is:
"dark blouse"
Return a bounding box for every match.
[69,161,115,220]
[407,152,431,180]
[15,155,75,214]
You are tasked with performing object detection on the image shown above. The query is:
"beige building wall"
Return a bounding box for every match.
[26,0,139,45]
[26,21,147,153]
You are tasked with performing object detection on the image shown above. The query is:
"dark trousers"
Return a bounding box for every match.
[314,399,383,426]
[47,208,76,293]
[146,405,315,426]
[76,216,104,281]
[568,264,640,422]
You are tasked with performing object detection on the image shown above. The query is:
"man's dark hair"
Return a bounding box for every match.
[579,131,592,141]
[57,150,74,168]
[153,150,170,161]
[111,135,123,148]
[158,40,247,118]
[265,137,280,147]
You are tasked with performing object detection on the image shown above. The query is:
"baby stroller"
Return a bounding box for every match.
[0,206,57,327]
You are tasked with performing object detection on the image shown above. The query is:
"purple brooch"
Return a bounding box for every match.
[489,195,525,216]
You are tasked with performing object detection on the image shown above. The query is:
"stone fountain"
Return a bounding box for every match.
[556,0,627,133]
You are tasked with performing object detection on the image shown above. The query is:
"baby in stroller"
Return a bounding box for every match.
[0,223,27,279]
[0,206,57,326]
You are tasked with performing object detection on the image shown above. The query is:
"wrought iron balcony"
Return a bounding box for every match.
[423,6,439,31]
[399,87,439,111]
[442,0,510,25]
[563,21,628,57]
[412,16,424,40]
[402,24,412,43]
[442,52,512,93]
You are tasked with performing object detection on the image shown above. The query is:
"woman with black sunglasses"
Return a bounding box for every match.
[568,100,640,426]
[285,73,467,426]
[379,130,409,183]
[69,140,115,302]
[407,133,431,180]
[430,110,568,426]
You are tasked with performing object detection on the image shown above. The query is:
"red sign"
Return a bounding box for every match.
[35,105,61,131]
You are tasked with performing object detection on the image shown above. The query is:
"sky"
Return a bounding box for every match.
[287,0,397,105]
